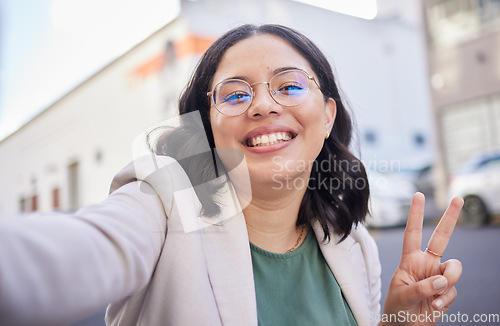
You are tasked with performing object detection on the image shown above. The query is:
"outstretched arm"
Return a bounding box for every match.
[0,181,166,326]
[380,193,464,326]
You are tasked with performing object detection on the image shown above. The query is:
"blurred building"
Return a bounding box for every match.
[0,0,434,217]
[423,0,500,205]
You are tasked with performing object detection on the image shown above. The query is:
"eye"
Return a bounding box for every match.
[221,91,251,105]
[277,83,305,96]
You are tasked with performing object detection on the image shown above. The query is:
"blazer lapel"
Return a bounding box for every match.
[312,222,372,326]
[198,177,258,326]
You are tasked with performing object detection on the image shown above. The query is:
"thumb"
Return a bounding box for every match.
[403,276,448,305]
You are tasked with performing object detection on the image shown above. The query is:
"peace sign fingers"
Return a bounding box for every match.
[402,192,426,256]
[383,194,465,323]
[426,196,464,258]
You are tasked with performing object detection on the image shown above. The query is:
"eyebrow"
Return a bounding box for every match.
[273,66,304,75]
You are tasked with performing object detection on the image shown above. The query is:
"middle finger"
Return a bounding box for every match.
[426,197,464,257]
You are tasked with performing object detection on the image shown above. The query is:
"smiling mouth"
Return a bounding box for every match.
[245,132,296,147]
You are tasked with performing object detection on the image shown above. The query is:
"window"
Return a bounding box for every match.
[427,0,500,47]
[479,0,500,31]
[440,93,500,172]
[414,133,426,147]
[68,161,79,211]
[364,130,377,145]
[52,188,60,209]
[31,195,38,212]
[19,197,26,213]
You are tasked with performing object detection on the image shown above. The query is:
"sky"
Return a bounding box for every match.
[0,0,376,141]
[0,0,180,140]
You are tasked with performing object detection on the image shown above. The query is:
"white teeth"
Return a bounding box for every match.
[247,132,294,147]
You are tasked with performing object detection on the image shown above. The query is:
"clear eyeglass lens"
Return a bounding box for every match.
[214,70,312,116]
[214,80,252,116]
[269,70,310,106]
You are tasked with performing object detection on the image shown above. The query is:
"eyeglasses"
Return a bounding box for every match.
[207,69,321,116]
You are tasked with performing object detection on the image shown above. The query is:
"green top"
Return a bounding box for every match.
[250,230,357,326]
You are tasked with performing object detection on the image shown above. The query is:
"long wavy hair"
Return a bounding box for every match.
[154,24,370,242]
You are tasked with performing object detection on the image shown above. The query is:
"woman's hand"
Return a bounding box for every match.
[381,192,464,326]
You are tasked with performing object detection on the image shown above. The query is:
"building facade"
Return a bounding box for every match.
[423,0,500,204]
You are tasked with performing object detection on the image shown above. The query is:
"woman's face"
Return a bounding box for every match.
[209,34,336,189]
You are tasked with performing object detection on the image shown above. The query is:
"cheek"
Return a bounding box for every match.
[210,109,233,149]
[301,108,326,137]
[210,110,222,147]
[300,106,328,155]
[210,108,222,127]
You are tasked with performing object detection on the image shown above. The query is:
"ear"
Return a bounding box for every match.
[324,98,336,136]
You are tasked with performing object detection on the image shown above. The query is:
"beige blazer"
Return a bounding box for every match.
[105,155,381,326]
[0,155,381,326]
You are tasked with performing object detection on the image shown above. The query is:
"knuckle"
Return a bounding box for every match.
[442,259,463,277]
[446,258,461,266]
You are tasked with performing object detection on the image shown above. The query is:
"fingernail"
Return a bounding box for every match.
[433,277,447,290]
[434,299,443,309]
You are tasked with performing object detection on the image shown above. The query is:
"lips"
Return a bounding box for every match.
[245,131,295,147]
[242,125,298,149]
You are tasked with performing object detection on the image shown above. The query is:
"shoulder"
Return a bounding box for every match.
[350,224,379,258]
[109,155,202,218]
[348,224,381,278]
[312,221,380,274]
[110,155,184,193]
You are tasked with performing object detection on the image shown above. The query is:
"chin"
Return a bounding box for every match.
[247,165,310,192]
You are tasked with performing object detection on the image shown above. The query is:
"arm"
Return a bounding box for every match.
[0,181,166,326]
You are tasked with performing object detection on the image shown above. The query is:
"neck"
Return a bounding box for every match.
[243,181,309,253]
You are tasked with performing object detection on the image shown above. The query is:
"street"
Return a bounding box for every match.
[71,223,500,326]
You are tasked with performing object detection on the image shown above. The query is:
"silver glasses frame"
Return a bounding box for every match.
[207,68,321,116]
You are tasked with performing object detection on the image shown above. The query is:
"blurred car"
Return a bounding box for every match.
[366,171,416,228]
[413,165,435,198]
[449,151,500,226]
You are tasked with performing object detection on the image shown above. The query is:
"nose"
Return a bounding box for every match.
[246,83,283,118]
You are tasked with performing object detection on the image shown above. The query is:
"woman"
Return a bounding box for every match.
[0,24,463,326]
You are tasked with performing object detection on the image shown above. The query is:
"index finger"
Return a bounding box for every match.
[402,192,425,256]
[426,197,464,257]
